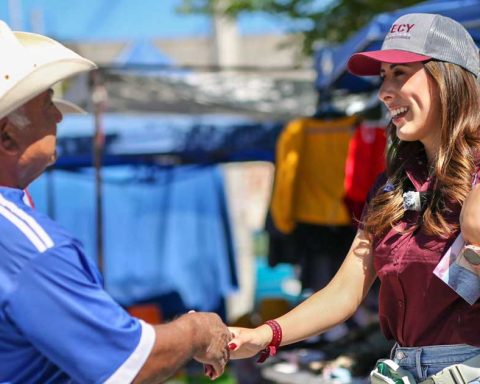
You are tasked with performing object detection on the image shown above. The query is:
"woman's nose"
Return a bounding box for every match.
[378,80,393,103]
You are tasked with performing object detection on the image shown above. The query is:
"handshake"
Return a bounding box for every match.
[180,311,275,381]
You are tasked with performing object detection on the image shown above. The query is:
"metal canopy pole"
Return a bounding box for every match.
[91,70,108,273]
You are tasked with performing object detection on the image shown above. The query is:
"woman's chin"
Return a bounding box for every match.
[396,126,416,142]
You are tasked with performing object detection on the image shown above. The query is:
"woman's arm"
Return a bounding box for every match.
[229,229,376,359]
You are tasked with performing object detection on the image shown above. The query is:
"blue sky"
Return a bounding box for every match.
[0,0,315,41]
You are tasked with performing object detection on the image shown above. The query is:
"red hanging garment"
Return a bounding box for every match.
[344,122,387,223]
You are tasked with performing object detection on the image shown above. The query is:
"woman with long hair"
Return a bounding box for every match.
[227,13,480,382]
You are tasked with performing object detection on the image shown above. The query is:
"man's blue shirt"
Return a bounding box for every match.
[0,187,152,383]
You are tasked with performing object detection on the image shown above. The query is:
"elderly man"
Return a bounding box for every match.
[0,21,230,383]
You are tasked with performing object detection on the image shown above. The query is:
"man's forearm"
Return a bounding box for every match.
[133,316,196,383]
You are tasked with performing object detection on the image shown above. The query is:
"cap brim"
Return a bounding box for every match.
[347,49,431,76]
[53,98,87,115]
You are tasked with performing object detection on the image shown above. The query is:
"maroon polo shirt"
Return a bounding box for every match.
[365,152,480,347]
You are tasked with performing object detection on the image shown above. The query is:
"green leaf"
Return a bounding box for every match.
[178,0,425,54]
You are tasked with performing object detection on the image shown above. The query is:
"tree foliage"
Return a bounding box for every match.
[178,0,424,54]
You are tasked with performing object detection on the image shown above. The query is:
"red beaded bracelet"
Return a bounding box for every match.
[257,320,282,363]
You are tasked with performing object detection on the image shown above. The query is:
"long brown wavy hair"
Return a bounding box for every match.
[362,61,480,238]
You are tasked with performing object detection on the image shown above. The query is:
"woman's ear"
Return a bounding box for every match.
[0,118,20,154]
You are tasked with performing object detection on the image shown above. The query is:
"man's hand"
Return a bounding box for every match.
[133,312,230,383]
[188,312,231,380]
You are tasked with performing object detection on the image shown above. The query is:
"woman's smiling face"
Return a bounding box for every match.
[378,62,441,155]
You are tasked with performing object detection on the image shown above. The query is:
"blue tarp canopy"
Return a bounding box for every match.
[114,39,173,67]
[315,0,480,93]
[54,113,283,168]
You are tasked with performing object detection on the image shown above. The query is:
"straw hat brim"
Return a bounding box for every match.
[53,98,86,115]
[0,28,96,120]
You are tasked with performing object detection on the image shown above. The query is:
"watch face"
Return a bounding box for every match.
[462,247,480,266]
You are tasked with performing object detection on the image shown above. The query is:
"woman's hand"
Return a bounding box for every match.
[228,325,273,360]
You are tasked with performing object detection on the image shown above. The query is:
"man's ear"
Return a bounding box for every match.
[0,118,21,155]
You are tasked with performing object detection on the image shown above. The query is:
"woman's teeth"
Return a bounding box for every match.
[391,107,408,118]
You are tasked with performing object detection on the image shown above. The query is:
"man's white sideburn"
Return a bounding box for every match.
[7,106,31,128]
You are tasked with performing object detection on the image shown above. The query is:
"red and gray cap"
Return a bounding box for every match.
[348,13,479,77]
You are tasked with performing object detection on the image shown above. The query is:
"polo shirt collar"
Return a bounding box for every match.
[403,146,432,192]
[0,186,27,205]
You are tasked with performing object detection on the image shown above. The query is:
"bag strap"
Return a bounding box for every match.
[420,354,480,384]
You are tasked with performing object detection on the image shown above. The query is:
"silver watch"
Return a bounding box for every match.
[462,244,480,265]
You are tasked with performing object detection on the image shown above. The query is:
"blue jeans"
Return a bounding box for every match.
[391,343,480,382]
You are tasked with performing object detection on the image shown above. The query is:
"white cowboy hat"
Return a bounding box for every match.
[0,20,97,120]
[52,98,87,115]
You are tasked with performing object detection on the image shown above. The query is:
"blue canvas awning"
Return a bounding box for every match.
[315,0,480,93]
[54,113,283,168]
[114,39,173,67]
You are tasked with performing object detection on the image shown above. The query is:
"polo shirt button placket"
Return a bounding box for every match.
[397,298,406,343]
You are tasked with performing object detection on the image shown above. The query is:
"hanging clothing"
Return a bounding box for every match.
[28,165,238,312]
[293,223,355,291]
[344,122,387,222]
[270,116,356,234]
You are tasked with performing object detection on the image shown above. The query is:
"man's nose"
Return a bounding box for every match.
[53,105,63,123]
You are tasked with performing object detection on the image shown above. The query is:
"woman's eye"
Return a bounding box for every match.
[393,70,404,77]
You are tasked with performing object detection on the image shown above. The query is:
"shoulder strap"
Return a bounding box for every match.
[420,353,480,384]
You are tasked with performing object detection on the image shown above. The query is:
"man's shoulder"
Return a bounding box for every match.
[0,194,73,255]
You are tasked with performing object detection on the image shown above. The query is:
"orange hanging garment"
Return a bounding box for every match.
[271,116,356,233]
